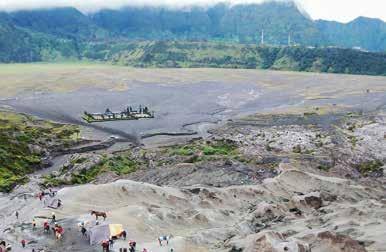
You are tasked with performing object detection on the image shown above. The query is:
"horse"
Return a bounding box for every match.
[91,210,107,221]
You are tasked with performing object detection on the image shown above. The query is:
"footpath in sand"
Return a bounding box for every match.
[1,169,385,252]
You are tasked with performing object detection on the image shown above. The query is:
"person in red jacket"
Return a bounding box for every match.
[101,240,109,252]
[43,220,50,233]
[0,241,6,252]
[21,239,26,248]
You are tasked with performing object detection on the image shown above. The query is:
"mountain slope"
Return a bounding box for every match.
[317,17,386,51]
[0,11,44,62]
[1,2,386,68]
[0,12,80,63]
[1,2,386,51]
[10,7,107,40]
[82,41,386,75]
[90,2,323,44]
[217,2,323,44]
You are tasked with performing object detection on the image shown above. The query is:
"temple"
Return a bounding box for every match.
[83,105,154,123]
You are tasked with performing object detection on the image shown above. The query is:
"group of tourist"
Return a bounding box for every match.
[100,233,174,252]
[9,189,175,252]
[9,189,62,251]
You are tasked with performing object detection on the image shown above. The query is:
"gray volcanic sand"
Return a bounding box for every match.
[2,82,266,140]
[1,67,386,251]
[2,68,386,143]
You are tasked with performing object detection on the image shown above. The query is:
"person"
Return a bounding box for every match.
[81,226,87,237]
[21,239,26,248]
[101,240,109,252]
[51,212,56,223]
[0,241,6,252]
[32,219,36,230]
[128,240,136,252]
[158,235,170,246]
[15,211,19,220]
[109,237,114,249]
[143,249,148,252]
[120,230,127,240]
[43,220,50,233]
[49,189,55,197]
[57,199,62,208]
[38,192,43,201]
[55,225,63,240]
[170,249,174,252]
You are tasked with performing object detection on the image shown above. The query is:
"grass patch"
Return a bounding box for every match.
[170,140,238,162]
[70,157,87,165]
[317,164,331,172]
[70,155,139,184]
[303,112,318,117]
[292,145,302,154]
[348,135,358,147]
[43,154,140,187]
[98,155,139,176]
[41,174,68,188]
[357,160,384,176]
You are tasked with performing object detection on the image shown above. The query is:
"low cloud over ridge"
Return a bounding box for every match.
[0,0,294,12]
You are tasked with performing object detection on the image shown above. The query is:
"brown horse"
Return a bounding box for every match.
[91,210,107,221]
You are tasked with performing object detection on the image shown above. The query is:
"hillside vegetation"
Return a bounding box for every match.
[86,41,386,75]
[2,2,386,51]
[1,2,386,75]
[0,111,80,192]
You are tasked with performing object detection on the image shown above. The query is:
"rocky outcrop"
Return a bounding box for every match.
[313,231,367,252]
[292,191,323,210]
[230,231,310,252]
[57,153,104,182]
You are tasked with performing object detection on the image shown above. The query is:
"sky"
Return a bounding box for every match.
[0,0,385,23]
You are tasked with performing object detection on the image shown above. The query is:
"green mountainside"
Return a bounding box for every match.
[316,17,386,52]
[0,2,386,75]
[83,41,386,75]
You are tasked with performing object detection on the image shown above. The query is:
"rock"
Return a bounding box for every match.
[58,153,103,182]
[277,162,296,174]
[292,191,323,210]
[289,208,302,216]
[230,231,310,252]
[304,195,323,209]
[28,144,45,155]
[292,145,302,154]
[315,231,367,252]
[254,202,278,217]
[320,192,337,202]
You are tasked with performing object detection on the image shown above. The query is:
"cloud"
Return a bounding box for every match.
[0,0,385,22]
[0,0,292,12]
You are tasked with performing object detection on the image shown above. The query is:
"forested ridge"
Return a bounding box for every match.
[1,1,386,75]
